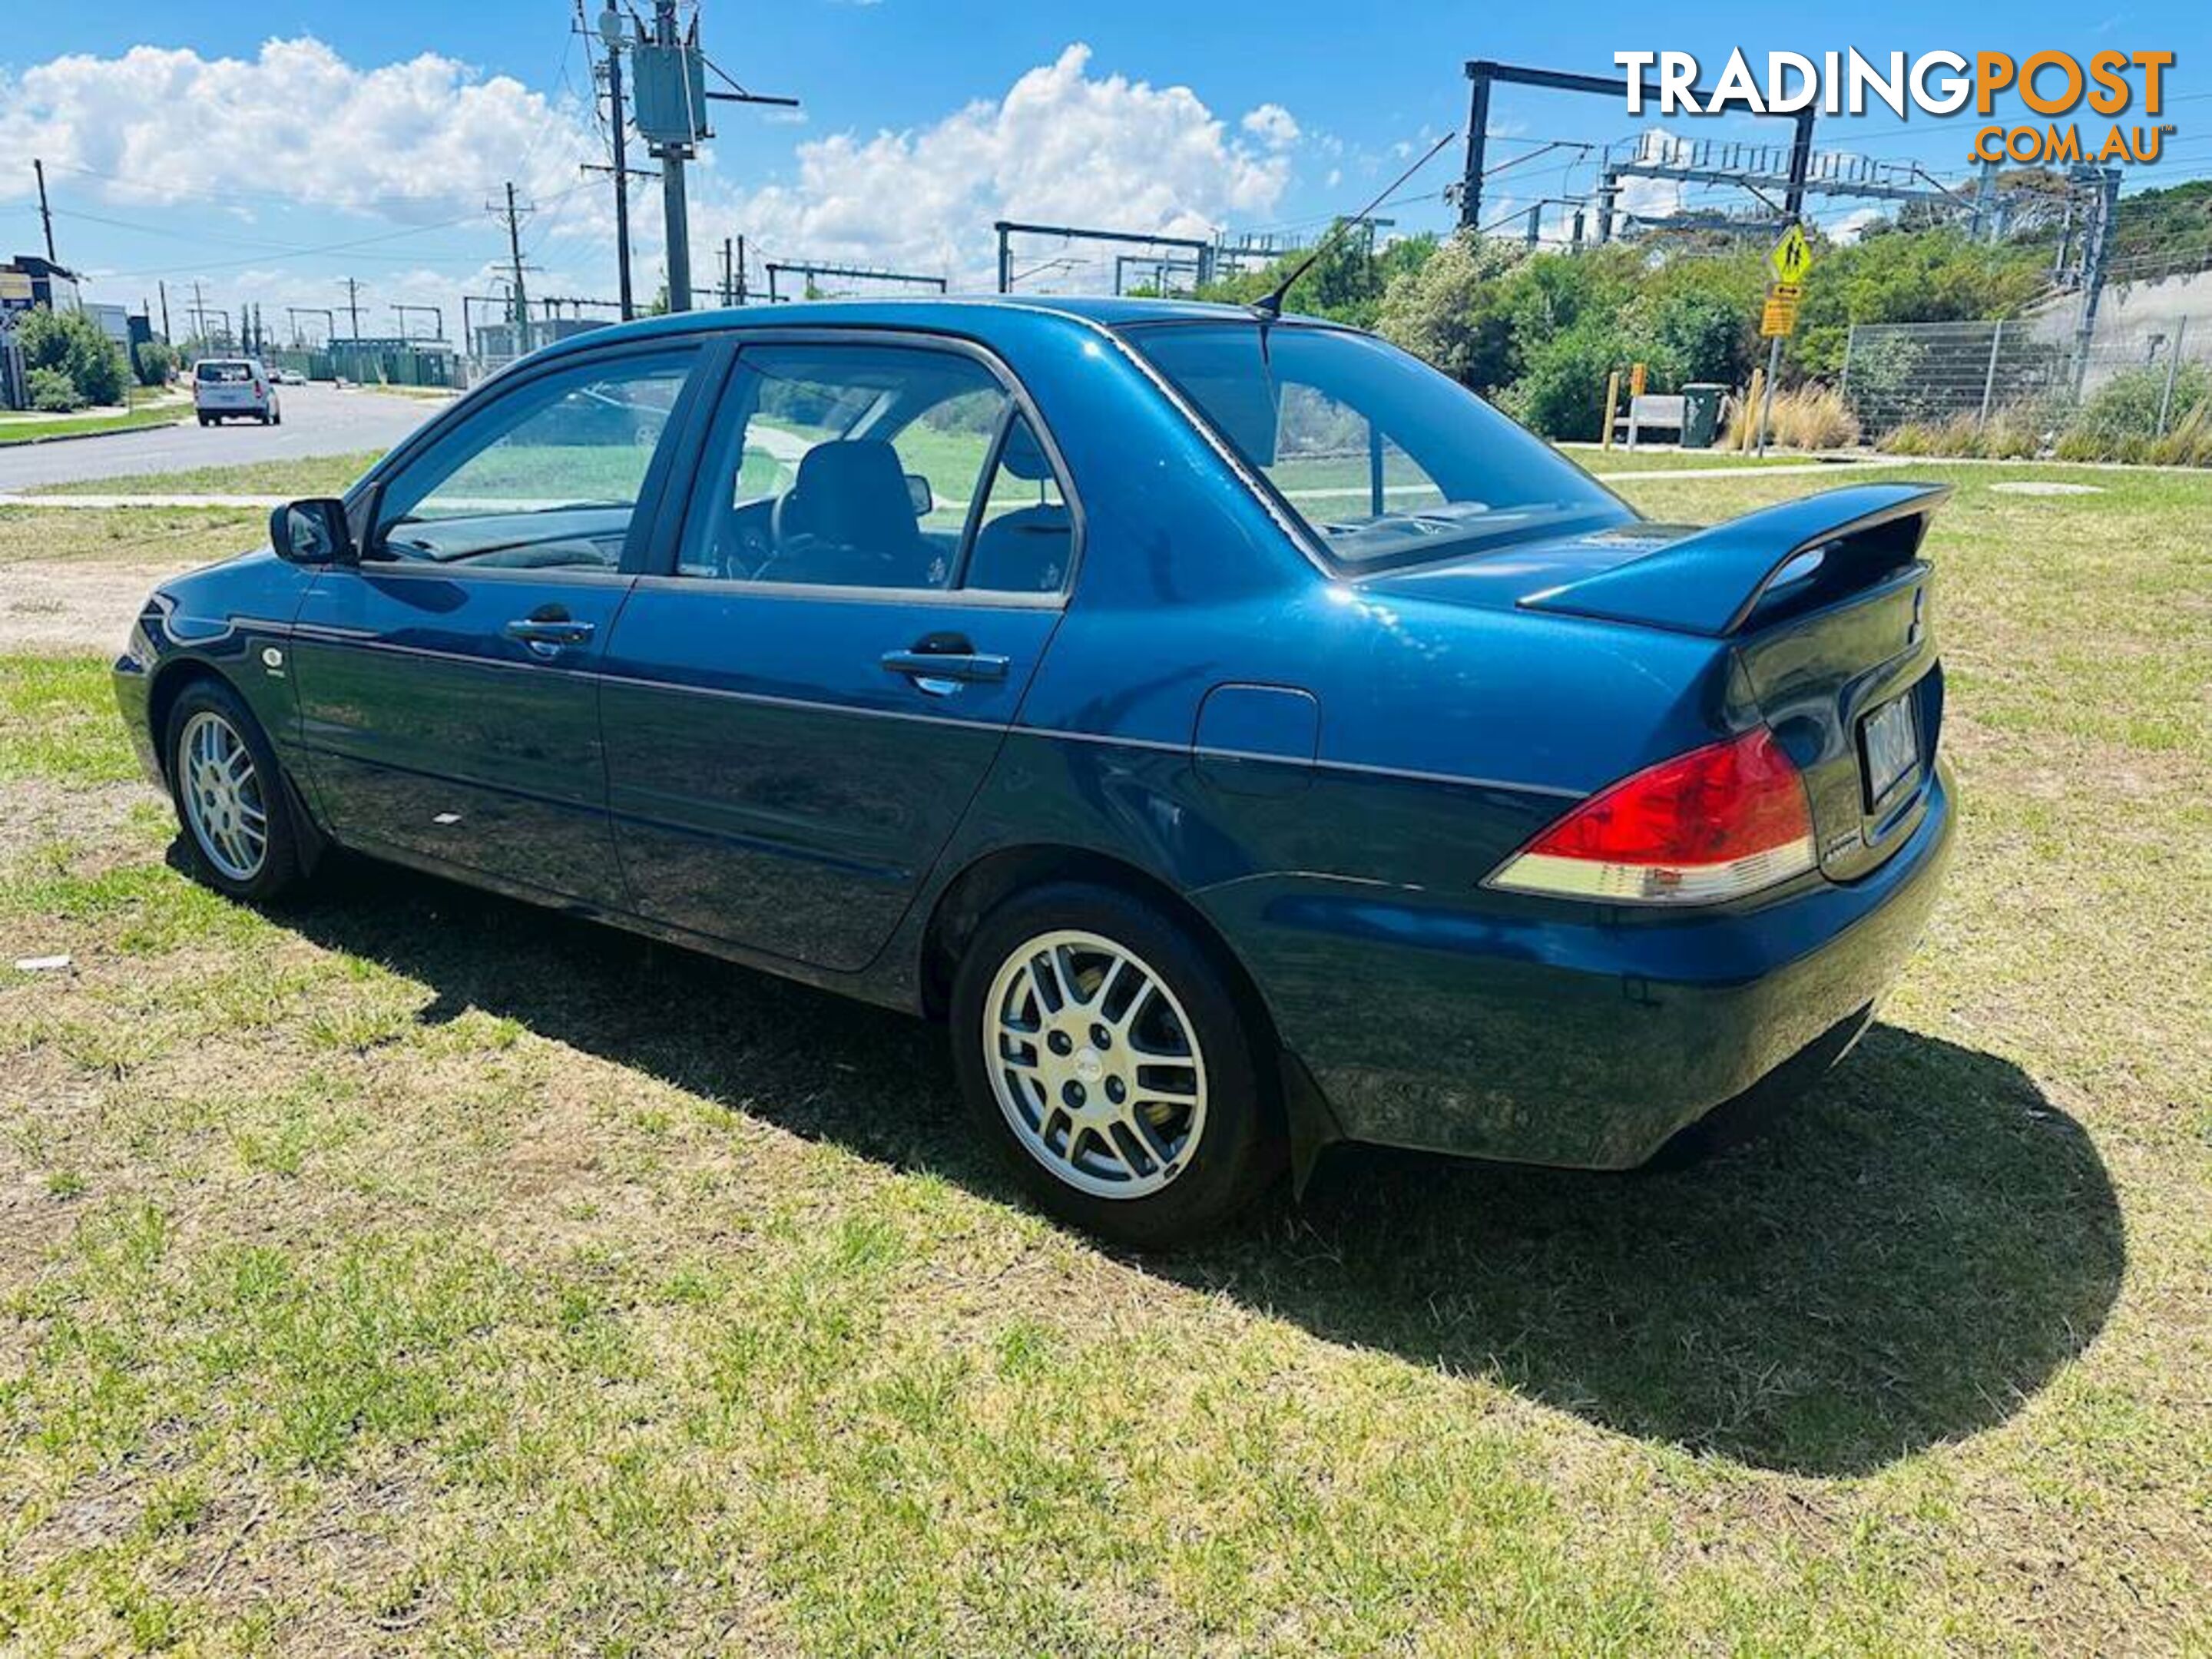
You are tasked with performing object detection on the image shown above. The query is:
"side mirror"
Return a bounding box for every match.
[269,498,354,566]
[905,473,934,518]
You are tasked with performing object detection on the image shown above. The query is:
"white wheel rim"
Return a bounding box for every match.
[178,710,269,881]
[984,928,1209,1200]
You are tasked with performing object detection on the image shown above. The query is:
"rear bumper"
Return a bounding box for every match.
[1210,760,1957,1169]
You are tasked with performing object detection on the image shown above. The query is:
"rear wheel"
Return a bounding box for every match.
[164,679,305,902]
[950,882,1280,1247]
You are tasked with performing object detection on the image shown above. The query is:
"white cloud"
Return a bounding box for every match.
[0,38,1293,310]
[1826,207,1884,245]
[1614,127,1688,223]
[1240,103,1300,148]
[0,39,597,226]
[727,45,1292,286]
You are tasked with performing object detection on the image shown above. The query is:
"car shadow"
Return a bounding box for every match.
[266,853,2124,1479]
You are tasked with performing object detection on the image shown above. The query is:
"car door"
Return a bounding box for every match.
[290,343,703,906]
[600,333,1076,970]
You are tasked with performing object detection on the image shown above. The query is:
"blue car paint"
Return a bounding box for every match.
[115,296,1955,1174]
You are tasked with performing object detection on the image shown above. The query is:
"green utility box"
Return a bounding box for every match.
[1681,382,1726,449]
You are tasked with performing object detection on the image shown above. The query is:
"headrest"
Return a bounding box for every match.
[791,439,918,550]
[998,418,1055,482]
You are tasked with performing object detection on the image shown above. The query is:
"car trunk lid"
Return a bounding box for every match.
[1521,482,1949,882]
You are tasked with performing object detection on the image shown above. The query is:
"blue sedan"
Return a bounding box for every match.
[114,298,1954,1245]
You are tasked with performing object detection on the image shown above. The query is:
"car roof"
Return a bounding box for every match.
[525,293,1333,366]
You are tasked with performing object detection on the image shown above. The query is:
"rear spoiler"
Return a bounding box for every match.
[1520,482,1950,637]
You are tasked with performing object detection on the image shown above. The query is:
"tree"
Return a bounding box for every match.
[133,339,177,388]
[15,306,131,407]
[1373,233,1528,392]
[1788,229,2047,381]
[1194,227,1444,330]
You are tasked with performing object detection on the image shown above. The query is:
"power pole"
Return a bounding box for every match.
[720,236,734,306]
[32,159,58,264]
[2071,167,2124,396]
[190,281,207,346]
[493,182,533,343]
[651,2,695,313]
[157,280,171,343]
[341,276,363,342]
[632,0,796,314]
[735,234,747,305]
[581,2,654,320]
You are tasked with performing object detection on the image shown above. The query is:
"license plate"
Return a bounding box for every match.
[1861,694,1919,808]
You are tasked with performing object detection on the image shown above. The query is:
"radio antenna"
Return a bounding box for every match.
[1250,129,1457,321]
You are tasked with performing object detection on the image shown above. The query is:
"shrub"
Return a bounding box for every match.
[1979,402,2052,459]
[2145,397,2212,467]
[1875,404,2055,459]
[1502,318,1679,442]
[2072,363,2212,442]
[133,339,177,388]
[14,305,130,407]
[1772,385,1859,449]
[28,366,86,412]
[1876,419,1942,455]
[1839,333,1936,433]
[2053,426,2149,463]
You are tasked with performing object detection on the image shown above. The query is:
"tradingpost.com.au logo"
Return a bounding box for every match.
[1612,50,2177,165]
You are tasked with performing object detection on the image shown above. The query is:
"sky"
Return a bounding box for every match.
[3,1,2207,343]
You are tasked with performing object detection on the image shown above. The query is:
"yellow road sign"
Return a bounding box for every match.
[1769,224,1813,286]
[1760,285,1801,337]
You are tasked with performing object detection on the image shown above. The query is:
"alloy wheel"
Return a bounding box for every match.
[178,710,270,881]
[984,928,1209,1199]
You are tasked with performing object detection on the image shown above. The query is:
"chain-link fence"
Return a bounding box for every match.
[1840,316,2211,459]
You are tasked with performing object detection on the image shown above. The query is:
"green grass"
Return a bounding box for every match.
[0,463,2206,1654]
[0,657,145,785]
[0,506,264,569]
[32,451,387,501]
[1568,444,1860,475]
[0,405,187,447]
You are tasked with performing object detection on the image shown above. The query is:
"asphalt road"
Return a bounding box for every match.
[0,384,447,491]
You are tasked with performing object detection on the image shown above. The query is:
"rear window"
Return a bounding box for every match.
[1122,322,1628,571]
[196,362,254,383]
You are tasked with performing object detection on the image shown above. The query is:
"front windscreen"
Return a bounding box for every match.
[1122,321,1629,571]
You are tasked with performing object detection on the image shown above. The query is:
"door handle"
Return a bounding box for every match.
[505,616,596,657]
[881,647,1009,692]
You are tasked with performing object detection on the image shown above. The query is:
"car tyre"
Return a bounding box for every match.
[950,882,1281,1249]
[164,677,306,903]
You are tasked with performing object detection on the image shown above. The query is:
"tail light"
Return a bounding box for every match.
[1486,726,1816,905]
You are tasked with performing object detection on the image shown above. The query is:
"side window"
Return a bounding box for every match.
[374,351,694,570]
[680,343,1030,591]
[962,414,1072,594]
[1270,383,1448,523]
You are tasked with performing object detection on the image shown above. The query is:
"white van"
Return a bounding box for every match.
[193,359,281,426]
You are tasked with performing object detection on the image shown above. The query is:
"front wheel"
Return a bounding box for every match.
[950,882,1280,1248]
[164,678,306,902]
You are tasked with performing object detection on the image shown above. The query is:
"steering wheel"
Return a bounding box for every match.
[730,521,773,578]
